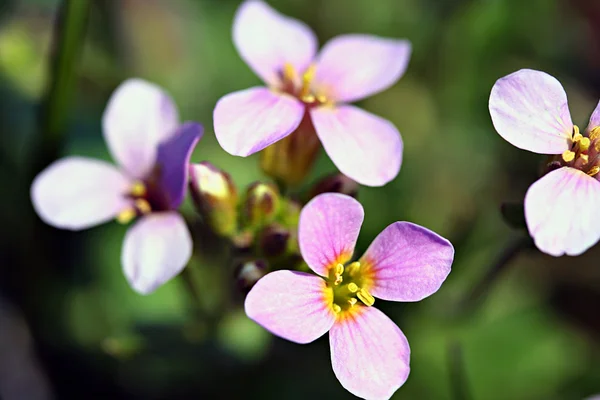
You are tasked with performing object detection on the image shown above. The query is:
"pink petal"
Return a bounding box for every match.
[232,0,317,86]
[122,211,192,294]
[299,193,364,277]
[310,105,402,186]
[244,270,335,344]
[214,87,304,156]
[314,34,411,103]
[586,100,600,132]
[360,222,454,302]
[102,79,180,179]
[525,167,600,256]
[30,157,131,230]
[489,69,573,154]
[330,307,410,400]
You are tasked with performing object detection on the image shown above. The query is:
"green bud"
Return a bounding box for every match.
[189,162,238,237]
[243,182,280,228]
[310,173,359,199]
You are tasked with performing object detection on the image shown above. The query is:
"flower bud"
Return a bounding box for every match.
[189,162,238,237]
[243,182,280,228]
[260,114,320,186]
[259,223,290,258]
[310,173,359,199]
[235,260,267,293]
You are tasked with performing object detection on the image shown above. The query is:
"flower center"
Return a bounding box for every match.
[328,261,374,314]
[278,62,331,107]
[116,181,152,224]
[557,125,600,177]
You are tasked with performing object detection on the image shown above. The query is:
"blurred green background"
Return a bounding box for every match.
[1,0,600,399]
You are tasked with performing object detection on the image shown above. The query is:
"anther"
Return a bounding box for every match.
[573,133,584,143]
[300,64,316,97]
[580,154,589,165]
[316,95,328,104]
[301,94,315,103]
[135,199,151,214]
[116,208,136,224]
[333,263,344,285]
[283,63,297,83]
[573,125,580,136]
[348,298,357,307]
[588,166,600,177]
[130,181,146,197]
[332,304,342,314]
[347,282,359,293]
[579,137,591,151]
[356,288,375,307]
[346,261,360,276]
[562,150,576,163]
[590,127,600,141]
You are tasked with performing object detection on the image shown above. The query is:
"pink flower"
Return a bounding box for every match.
[31,79,203,294]
[214,0,410,187]
[245,193,453,399]
[489,68,600,256]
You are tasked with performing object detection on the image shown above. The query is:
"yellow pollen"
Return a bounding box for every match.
[588,166,600,177]
[300,64,316,97]
[590,127,600,141]
[135,199,152,214]
[301,94,315,103]
[356,288,375,307]
[130,181,146,197]
[116,208,136,224]
[316,95,328,104]
[332,304,342,314]
[573,133,583,143]
[579,137,591,151]
[283,63,298,83]
[346,261,360,276]
[333,263,344,285]
[348,298,357,307]
[347,282,359,293]
[580,154,589,164]
[562,150,575,162]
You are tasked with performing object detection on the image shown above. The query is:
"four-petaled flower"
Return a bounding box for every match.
[245,193,454,400]
[489,68,600,256]
[31,79,203,294]
[214,0,410,186]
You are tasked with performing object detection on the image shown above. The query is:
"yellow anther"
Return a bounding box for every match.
[130,181,146,197]
[300,64,316,97]
[356,288,375,307]
[580,154,589,164]
[562,150,575,163]
[590,127,600,141]
[282,63,297,83]
[333,263,344,285]
[579,137,591,151]
[573,133,584,143]
[301,94,315,103]
[588,166,600,177]
[332,304,342,314]
[595,141,600,152]
[135,199,152,214]
[574,125,580,135]
[316,94,328,104]
[116,208,136,224]
[346,261,361,276]
[347,282,359,293]
[348,298,357,307]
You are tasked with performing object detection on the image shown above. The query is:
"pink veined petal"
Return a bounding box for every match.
[330,307,410,400]
[214,87,304,156]
[299,193,364,277]
[30,156,131,231]
[155,122,203,209]
[232,0,318,86]
[314,34,411,103]
[102,78,180,179]
[586,100,600,133]
[122,211,192,295]
[360,222,454,302]
[489,69,573,154]
[310,105,402,187]
[245,270,335,344]
[524,167,600,257]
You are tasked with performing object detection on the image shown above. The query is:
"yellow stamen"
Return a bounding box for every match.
[573,132,584,143]
[347,298,357,307]
[130,181,146,197]
[588,166,600,177]
[332,304,342,314]
[301,94,315,103]
[580,154,589,165]
[562,150,576,162]
[333,263,344,285]
[300,64,316,97]
[595,141,600,152]
[589,126,600,141]
[356,288,375,307]
[346,261,361,276]
[346,282,359,293]
[283,62,297,83]
[116,208,136,224]
[135,199,152,214]
[316,94,328,104]
[579,137,591,151]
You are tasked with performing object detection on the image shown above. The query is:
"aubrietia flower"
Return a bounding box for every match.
[214,0,410,187]
[490,68,600,256]
[245,193,453,400]
[31,79,203,294]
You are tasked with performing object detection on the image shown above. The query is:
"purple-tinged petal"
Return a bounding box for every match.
[314,34,411,103]
[155,122,203,209]
[525,167,600,256]
[245,270,335,344]
[489,69,573,154]
[310,105,402,187]
[233,0,317,86]
[122,211,192,294]
[31,157,131,231]
[586,100,600,132]
[299,193,364,277]
[214,87,304,156]
[103,78,180,179]
[360,222,454,302]
[330,307,410,400]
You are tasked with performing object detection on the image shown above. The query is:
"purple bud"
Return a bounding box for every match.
[310,173,359,199]
[259,223,291,258]
[235,260,267,293]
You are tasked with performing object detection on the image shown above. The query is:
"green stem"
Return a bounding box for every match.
[448,341,472,400]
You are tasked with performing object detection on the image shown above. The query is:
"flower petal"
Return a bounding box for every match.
[245,270,335,344]
[314,34,411,103]
[299,193,364,277]
[103,78,180,178]
[489,69,573,154]
[214,87,304,156]
[122,211,192,294]
[310,105,402,186]
[233,0,317,86]
[525,167,600,256]
[31,157,131,230]
[155,122,203,209]
[586,100,600,132]
[360,222,454,302]
[330,307,410,400]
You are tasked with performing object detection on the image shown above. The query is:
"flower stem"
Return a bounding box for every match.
[448,341,472,400]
